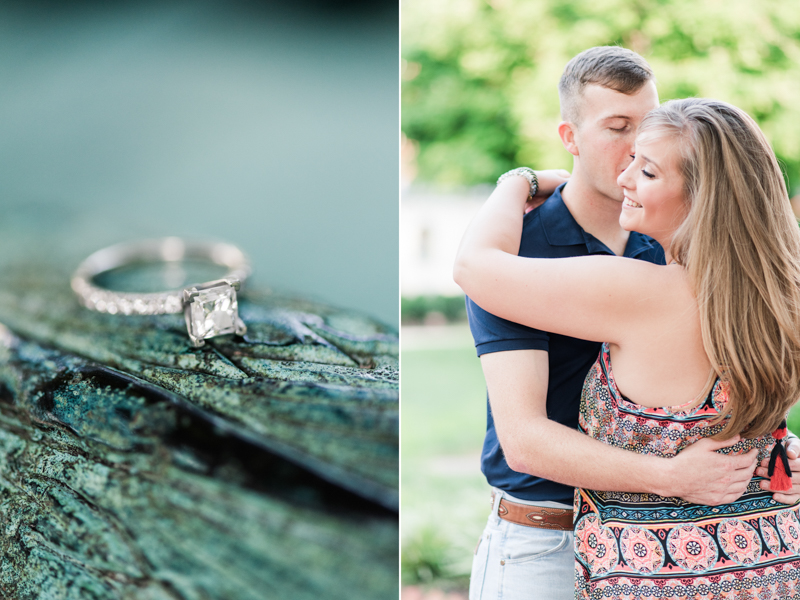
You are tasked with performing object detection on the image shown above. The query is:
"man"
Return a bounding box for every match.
[465,46,800,600]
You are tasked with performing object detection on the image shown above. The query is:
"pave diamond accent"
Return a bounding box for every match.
[183,280,245,347]
[74,286,183,316]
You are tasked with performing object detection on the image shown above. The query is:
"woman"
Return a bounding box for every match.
[454,98,800,598]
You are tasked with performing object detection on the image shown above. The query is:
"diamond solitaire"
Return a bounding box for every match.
[184,280,246,347]
[72,238,251,347]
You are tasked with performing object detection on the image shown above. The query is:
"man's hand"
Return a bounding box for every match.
[525,169,571,212]
[659,436,759,505]
[755,434,800,504]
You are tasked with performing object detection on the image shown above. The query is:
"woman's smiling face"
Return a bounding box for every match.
[617,131,689,249]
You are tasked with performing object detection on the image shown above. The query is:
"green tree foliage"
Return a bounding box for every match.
[403,0,800,190]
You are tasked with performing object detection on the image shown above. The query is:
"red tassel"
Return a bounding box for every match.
[771,457,793,491]
[768,419,792,491]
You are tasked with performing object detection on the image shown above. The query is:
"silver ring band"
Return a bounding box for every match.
[72,237,251,346]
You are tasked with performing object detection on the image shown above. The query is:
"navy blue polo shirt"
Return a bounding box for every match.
[466,184,665,503]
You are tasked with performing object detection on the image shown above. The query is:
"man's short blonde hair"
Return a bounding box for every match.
[558,46,655,124]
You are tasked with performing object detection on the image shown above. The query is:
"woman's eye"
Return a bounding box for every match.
[642,169,655,179]
[610,126,627,132]
[629,154,636,159]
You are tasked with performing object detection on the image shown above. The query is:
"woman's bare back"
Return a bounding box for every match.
[606,264,714,408]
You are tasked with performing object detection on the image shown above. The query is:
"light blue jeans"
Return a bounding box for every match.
[468,489,575,600]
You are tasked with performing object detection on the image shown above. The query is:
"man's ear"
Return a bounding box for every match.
[558,121,579,157]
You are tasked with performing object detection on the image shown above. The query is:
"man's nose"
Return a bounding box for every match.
[626,135,636,158]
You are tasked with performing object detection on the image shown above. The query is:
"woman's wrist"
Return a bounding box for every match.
[494,175,531,213]
[497,167,538,201]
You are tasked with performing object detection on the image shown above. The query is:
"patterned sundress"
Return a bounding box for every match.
[575,343,800,599]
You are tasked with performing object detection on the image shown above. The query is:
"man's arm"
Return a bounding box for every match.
[483,349,759,505]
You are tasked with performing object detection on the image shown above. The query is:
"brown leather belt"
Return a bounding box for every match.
[491,492,573,531]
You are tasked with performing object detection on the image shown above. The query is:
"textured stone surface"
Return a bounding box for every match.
[0,258,398,599]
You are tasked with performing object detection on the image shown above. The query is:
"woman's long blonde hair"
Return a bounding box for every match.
[639,98,800,439]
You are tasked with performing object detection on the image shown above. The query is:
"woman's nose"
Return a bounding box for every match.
[618,161,635,189]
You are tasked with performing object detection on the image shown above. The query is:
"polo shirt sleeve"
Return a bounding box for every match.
[466,295,549,356]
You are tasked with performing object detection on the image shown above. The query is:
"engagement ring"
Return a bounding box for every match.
[71,238,251,347]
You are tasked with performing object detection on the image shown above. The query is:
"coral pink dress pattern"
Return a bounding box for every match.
[575,343,800,599]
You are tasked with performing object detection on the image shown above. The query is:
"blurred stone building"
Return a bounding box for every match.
[400,186,488,298]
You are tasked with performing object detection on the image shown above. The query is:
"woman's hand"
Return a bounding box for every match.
[526,169,571,212]
[533,169,571,197]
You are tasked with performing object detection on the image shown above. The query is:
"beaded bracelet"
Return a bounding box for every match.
[496,167,539,201]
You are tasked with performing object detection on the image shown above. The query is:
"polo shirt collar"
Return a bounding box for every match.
[540,183,659,259]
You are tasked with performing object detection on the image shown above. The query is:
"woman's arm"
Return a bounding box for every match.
[453,175,670,345]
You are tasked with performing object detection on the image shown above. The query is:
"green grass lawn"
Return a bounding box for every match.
[401,347,486,458]
[401,335,490,585]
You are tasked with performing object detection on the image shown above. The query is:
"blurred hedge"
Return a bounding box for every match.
[401,295,467,324]
[403,0,800,190]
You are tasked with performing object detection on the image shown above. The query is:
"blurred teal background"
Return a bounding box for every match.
[0,0,398,327]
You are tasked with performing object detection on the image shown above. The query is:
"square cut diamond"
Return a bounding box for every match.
[184,282,241,345]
